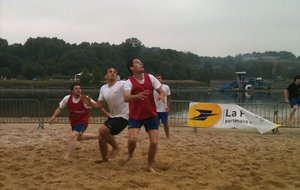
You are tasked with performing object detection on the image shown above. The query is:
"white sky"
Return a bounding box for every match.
[1,0,299,57]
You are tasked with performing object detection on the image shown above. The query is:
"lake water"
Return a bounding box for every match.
[1,88,298,127]
[172,89,284,104]
[0,88,285,104]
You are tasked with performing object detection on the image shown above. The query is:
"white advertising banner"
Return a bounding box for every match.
[187,102,280,134]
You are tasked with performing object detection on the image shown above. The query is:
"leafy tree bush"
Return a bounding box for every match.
[0,37,299,82]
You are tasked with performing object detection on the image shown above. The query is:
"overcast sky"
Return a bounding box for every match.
[1,0,299,57]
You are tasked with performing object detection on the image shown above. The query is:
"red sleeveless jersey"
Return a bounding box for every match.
[129,73,157,120]
[67,95,89,127]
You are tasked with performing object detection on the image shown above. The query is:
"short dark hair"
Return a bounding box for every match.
[127,56,139,73]
[294,75,300,82]
[104,67,117,75]
[70,82,80,90]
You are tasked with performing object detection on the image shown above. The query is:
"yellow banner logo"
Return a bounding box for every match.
[187,103,222,128]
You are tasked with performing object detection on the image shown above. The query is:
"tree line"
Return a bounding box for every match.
[0,37,299,85]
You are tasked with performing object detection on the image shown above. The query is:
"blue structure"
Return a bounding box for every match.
[220,72,271,91]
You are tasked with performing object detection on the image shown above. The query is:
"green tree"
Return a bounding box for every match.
[0,38,8,49]
[91,65,103,85]
[60,49,100,75]
[79,69,93,85]
[21,63,44,79]
[0,67,12,79]
[0,37,299,82]
[121,38,143,59]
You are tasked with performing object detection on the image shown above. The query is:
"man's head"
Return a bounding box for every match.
[156,74,163,83]
[294,75,300,85]
[127,57,144,74]
[105,67,118,81]
[70,82,81,97]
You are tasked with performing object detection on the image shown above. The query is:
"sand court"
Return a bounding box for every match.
[0,123,300,190]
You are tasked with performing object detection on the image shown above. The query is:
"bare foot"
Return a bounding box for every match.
[62,155,71,162]
[119,156,131,166]
[77,133,84,142]
[109,149,120,159]
[95,159,108,164]
[147,167,156,173]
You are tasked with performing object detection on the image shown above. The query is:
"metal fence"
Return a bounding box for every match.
[275,102,300,127]
[238,103,276,123]
[0,99,299,128]
[0,99,44,128]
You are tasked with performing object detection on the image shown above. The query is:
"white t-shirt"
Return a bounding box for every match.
[154,84,171,112]
[98,81,129,120]
[124,73,162,91]
[59,95,94,109]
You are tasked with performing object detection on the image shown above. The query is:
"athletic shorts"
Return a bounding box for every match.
[157,112,168,124]
[72,123,87,133]
[104,117,128,135]
[290,98,300,108]
[128,116,159,131]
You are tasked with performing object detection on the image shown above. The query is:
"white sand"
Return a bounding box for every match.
[0,124,300,190]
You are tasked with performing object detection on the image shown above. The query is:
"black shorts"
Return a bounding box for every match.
[104,117,128,135]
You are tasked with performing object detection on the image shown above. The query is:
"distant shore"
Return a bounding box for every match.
[0,79,289,90]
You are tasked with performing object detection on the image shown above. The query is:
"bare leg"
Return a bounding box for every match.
[96,124,121,162]
[288,107,297,126]
[97,125,111,162]
[105,135,120,158]
[79,131,99,141]
[100,133,119,159]
[123,128,139,165]
[63,131,81,160]
[147,129,159,172]
[163,123,170,138]
[98,137,108,162]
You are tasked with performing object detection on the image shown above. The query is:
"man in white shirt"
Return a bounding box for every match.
[84,67,128,163]
[154,75,171,138]
[48,82,98,160]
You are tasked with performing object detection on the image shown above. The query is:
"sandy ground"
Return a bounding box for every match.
[0,124,300,190]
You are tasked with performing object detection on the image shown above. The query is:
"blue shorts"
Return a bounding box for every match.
[128,116,159,131]
[157,112,168,124]
[72,124,87,133]
[290,98,300,108]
